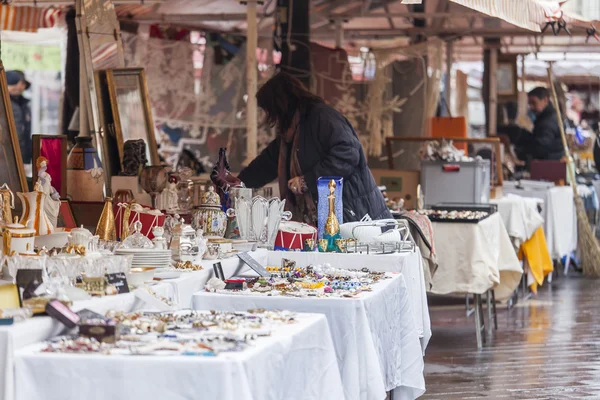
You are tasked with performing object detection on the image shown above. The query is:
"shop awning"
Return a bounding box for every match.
[0,5,62,32]
[448,0,599,32]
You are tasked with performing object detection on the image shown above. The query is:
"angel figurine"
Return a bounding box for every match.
[34,156,61,230]
[166,177,179,212]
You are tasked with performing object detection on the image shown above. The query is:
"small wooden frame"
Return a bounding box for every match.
[32,135,68,197]
[0,63,27,193]
[104,68,159,168]
[385,136,504,187]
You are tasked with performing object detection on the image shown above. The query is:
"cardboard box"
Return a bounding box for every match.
[370,169,420,210]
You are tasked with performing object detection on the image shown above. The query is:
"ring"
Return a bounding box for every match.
[293,186,298,192]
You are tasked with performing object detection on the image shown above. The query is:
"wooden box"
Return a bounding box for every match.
[370,169,420,210]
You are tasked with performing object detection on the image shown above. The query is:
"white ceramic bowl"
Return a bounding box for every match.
[126,267,155,286]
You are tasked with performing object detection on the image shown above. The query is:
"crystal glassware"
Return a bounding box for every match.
[139,166,168,209]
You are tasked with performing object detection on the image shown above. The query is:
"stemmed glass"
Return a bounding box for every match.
[139,166,168,209]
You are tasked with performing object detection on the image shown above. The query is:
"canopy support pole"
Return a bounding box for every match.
[244,0,258,166]
[445,40,453,114]
[520,54,526,93]
[489,46,498,136]
[334,19,344,48]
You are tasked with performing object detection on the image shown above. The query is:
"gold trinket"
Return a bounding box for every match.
[96,197,116,241]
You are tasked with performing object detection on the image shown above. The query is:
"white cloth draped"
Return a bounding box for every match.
[266,249,431,352]
[193,273,426,400]
[15,314,344,400]
[430,213,523,300]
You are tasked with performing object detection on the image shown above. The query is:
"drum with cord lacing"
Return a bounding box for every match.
[274,221,317,251]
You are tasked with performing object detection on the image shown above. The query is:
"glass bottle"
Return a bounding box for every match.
[323,180,341,252]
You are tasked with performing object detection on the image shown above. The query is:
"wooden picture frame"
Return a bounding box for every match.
[104,68,159,168]
[58,198,78,229]
[32,135,68,197]
[497,62,517,97]
[0,63,27,195]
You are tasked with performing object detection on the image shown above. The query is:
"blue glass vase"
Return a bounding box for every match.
[317,176,343,240]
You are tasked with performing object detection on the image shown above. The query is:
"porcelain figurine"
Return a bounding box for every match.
[166,178,179,213]
[0,183,14,224]
[34,157,61,231]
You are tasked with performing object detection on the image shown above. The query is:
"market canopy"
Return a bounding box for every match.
[2,0,599,57]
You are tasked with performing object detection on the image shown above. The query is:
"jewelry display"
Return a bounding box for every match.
[39,310,297,357]
[206,262,390,299]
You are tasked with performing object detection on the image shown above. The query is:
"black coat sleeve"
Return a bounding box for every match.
[238,136,280,188]
[303,107,361,186]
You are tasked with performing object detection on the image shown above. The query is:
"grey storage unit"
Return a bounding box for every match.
[420,159,490,206]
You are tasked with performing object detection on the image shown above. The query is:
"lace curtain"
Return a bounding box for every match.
[121,30,443,169]
[122,31,275,172]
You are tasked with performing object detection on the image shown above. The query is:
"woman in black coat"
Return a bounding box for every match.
[237,72,391,225]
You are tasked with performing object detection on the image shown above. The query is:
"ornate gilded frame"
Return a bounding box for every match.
[75,0,125,193]
[0,63,27,194]
[104,68,159,167]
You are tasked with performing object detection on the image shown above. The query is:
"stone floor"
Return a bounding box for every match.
[423,276,600,399]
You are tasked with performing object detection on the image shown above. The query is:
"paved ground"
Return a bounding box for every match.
[423,275,600,399]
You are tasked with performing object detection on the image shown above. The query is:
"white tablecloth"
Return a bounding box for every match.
[490,194,544,248]
[15,314,344,400]
[430,213,522,300]
[0,284,173,400]
[266,250,431,352]
[193,273,425,400]
[503,185,577,259]
[162,249,269,308]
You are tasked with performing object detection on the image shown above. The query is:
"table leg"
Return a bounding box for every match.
[466,294,475,317]
[474,294,484,349]
[491,290,498,330]
[478,294,486,344]
[486,290,493,336]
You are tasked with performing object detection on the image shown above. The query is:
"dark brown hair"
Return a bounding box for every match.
[256,71,323,135]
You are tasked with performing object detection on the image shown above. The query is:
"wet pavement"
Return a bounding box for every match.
[423,276,600,399]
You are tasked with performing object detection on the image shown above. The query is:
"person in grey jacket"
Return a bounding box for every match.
[237,71,391,225]
[7,71,32,164]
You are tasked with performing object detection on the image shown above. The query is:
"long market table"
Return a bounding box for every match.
[15,313,344,400]
[192,272,425,400]
[2,248,429,400]
[0,283,174,400]
[429,212,522,348]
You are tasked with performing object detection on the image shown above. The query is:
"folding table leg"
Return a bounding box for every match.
[491,290,498,330]
[478,294,486,344]
[486,290,493,336]
[474,294,484,349]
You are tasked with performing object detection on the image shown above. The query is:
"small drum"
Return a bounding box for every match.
[275,221,317,250]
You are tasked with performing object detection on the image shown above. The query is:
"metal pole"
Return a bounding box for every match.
[245,0,258,166]
[445,40,454,114]
[489,46,498,136]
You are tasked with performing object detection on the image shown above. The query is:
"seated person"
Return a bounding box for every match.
[518,87,565,163]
